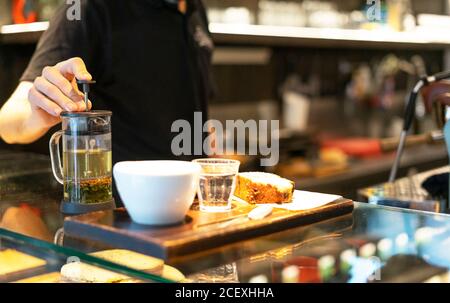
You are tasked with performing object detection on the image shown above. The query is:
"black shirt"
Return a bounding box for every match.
[21,0,214,163]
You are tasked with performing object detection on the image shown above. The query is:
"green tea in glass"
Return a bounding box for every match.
[49,110,115,214]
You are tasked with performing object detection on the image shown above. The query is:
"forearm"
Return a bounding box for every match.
[0,82,53,144]
[1,117,50,145]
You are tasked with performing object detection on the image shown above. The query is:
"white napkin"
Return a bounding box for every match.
[259,190,342,211]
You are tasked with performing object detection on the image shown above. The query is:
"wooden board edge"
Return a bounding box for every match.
[63,199,354,259]
[63,220,170,260]
[164,199,354,257]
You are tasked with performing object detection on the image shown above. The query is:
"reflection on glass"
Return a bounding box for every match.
[188,263,239,283]
[0,205,52,242]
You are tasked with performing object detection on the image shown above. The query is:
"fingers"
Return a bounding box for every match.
[29,83,92,116]
[43,66,83,103]
[34,76,78,112]
[74,99,92,111]
[56,57,92,81]
[28,87,63,117]
[29,57,94,117]
[70,77,89,110]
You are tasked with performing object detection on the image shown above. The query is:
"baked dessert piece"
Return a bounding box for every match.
[60,262,130,283]
[234,172,295,204]
[0,249,47,281]
[161,265,186,282]
[14,272,61,283]
[90,249,164,274]
[60,249,178,283]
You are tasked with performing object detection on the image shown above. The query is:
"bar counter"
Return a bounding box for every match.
[1,150,450,283]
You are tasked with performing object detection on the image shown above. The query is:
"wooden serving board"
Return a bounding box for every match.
[64,198,353,260]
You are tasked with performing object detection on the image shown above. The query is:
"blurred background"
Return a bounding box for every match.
[1,0,450,200]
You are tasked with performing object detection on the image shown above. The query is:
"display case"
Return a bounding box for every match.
[0,228,174,283]
[2,150,450,283]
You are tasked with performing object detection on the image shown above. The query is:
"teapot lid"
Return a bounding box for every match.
[61,110,112,135]
[61,110,112,118]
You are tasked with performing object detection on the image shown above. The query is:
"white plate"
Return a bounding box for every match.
[233,190,342,211]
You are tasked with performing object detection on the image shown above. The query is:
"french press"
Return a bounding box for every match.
[49,81,115,214]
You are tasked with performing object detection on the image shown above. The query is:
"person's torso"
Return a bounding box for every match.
[89,0,213,163]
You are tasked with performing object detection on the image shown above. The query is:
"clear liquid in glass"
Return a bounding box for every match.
[198,173,236,212]
[63,149,112,204]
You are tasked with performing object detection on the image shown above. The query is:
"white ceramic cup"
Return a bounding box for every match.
[113,160,201,225]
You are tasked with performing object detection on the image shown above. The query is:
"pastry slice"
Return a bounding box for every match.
[234,172,295,204]
[14,272,61,283]
[0,249,47,281]
[60,249,166,283]
[89,249,164,274]
[60,262,129,283]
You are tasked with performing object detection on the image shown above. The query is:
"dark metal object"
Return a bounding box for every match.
[389,70,450,183]
[76,80,96,111]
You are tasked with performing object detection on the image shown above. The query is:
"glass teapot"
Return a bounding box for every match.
[49,110,115,214]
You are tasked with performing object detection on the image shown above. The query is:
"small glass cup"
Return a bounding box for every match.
[192,158,240,213]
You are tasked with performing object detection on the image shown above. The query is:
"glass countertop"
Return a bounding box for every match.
[0,228,173,283]
[1,150,450,283]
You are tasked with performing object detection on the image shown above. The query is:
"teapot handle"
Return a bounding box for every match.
[49,130,64,184]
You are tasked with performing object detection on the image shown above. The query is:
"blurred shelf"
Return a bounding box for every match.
[2,21,450,50]
[0,22,49,44]
[210,23,450,50]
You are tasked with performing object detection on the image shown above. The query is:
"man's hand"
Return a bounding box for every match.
[29,57,92,118]
[0,57,93,144]
[421,80,450,112]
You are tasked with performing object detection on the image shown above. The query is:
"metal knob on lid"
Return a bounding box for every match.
[76,79,96,111]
